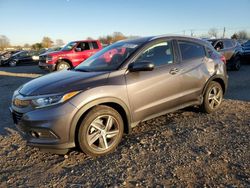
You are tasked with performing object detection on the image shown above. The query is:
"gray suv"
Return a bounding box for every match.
[10,36,228,156]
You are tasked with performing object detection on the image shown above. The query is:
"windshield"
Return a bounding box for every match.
[61,42,77,51]
[75,41,142,72]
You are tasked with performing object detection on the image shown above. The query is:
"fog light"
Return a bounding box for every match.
[30,131,40,138]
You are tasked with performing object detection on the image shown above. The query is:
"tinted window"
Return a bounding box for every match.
[178,41,206,61]
[76,42,90,51]
[223,40,233,48]
[135,41,173,67]
[92,42,99,49]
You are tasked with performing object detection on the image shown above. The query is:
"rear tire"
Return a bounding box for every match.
[201,81,223,113]
[56,60,71,71]
[78,105,124,157]
[9,59,17,67]
[233,57,241,71]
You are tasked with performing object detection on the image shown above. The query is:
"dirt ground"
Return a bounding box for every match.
[0,65,249,187]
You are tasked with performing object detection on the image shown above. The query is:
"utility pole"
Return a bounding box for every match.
[222,27,226,38]
[191,30,194,37]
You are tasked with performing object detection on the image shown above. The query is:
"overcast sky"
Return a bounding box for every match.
[1,0,250,45]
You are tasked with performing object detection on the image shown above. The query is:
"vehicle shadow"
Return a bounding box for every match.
[224,64,250,102]
[0,65,47,75]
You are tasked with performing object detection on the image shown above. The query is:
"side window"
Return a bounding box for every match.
[135,41,173,67]
[178,41,206,61]
[92,42,99,49]
[76,42,90,51]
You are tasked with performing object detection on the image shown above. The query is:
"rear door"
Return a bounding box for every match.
[125,39,183,122]
[175,40,209,103]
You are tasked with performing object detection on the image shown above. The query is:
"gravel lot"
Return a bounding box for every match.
[0,65,249,187]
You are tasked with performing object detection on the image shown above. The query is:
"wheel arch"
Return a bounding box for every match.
[69,97,132,147]
[56,58,73,68]
[202,75,227,97]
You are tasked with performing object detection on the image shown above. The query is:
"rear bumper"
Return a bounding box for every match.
[39,61,56,72]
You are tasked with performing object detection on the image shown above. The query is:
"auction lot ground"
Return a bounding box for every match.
[0,65,249,187]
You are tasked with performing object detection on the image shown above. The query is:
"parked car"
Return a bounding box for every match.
[241,40,250,62]
[32,47,63,62]
[1,50,40,67]
[10,35,228,156]
[207,38,243,70]
[39,40,102,71]
[0,50,20,66]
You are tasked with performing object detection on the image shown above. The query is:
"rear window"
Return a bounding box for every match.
[92,42,99,49]
[223,40,233,48]
[178,41,206,61]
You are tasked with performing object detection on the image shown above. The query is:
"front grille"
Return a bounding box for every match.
[39,55,46,61]
[12,111,23,124]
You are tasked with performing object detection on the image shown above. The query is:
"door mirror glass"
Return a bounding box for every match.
[128,61,154,72]
[75,48,82,52]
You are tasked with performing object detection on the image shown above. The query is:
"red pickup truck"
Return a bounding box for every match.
[39,40,102,71]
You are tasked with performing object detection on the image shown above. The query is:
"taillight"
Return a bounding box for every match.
[220,55,226,64]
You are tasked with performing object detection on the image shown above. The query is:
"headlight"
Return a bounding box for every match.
[31,91,80,108]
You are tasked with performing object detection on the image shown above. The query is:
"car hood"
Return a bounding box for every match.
[40,50,69,57]
[19,70,110,96]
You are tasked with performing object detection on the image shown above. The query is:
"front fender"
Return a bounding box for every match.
[68,97,132,144]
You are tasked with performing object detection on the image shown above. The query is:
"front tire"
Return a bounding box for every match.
[201,81,223,113]
[78,105,124,157]
[56,60,71,71]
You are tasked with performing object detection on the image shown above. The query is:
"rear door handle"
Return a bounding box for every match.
[169,68,179,75]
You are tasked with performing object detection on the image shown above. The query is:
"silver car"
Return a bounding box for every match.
[10,35,228,156]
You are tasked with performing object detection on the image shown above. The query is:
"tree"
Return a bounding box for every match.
[42,37,53,48]
[112,32,126,42]
[237,30,248,40]
[231,33,239,40]
[0,35,10,50]
[31,43,43,51]
[208,28,218,38]
[55,39,64,47]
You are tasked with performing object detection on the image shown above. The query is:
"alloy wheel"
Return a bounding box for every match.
[208,86,222,109]
[58,63,70,70]
[86,115,120,151]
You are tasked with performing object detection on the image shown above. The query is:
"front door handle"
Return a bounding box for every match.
[169,68,179,75]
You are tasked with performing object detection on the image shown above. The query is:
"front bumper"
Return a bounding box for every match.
[10,102,78,153]
[39,61,56,72]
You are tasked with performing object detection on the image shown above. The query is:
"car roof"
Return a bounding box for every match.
[120,35,208,45]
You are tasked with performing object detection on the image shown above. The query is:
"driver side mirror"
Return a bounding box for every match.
[75,48,82,52]
[128,61,154,72]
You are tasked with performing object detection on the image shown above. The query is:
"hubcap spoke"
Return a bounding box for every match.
[88,132,101,145]
[91,122,103,131]
[106,130,119,138]
[105,116,113,131]
[99,136,108,149]
[210,99,215,108]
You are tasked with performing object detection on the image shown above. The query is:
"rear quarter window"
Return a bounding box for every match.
[92,42,99,49]
[178,41,206,61]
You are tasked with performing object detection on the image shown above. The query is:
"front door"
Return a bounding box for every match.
[125,40,182,122]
